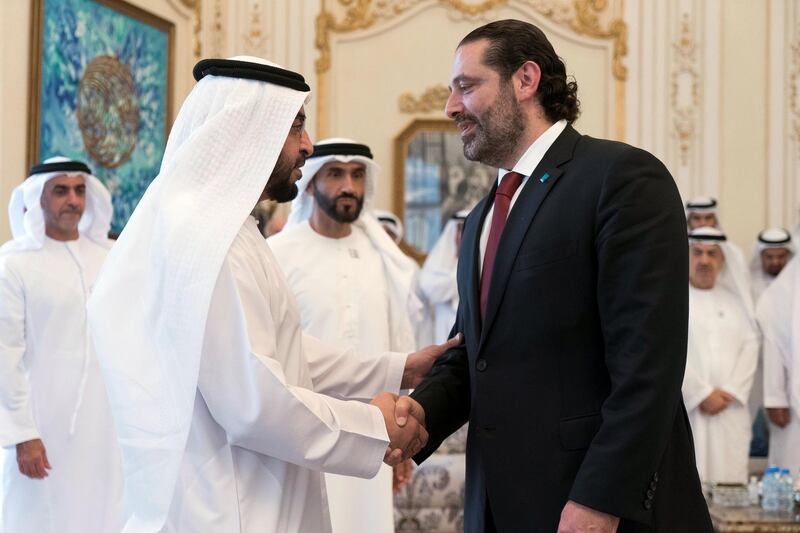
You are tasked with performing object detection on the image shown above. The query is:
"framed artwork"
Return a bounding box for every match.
[29,0,174,234]
[394,119,495,256]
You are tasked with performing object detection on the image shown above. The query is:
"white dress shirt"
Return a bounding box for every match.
[479,119,568,273]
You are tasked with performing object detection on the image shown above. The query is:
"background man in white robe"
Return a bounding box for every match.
[686,196,749,290]
[0,157,122,532]
[683,227,759,484]
[419,211,468,344]
[87,57,456,533]
[757,254,800,474]
[271,137,430,533]
[750,228,794,304]
[373,208,405,245]
[685,196,720,231]
[747,227,794,457]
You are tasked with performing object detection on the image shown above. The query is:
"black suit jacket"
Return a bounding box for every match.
[412,126,712,532]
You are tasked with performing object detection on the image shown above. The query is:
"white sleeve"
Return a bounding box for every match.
[757,269,793,409]
[682,335,714,412]
[302,334,405,401]
[762,335,791,408]
[725,331,759,406]
[0,259,40,448]
[418,263,458,307]
[197,256,390,479]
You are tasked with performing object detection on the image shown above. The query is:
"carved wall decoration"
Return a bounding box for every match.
[243,1,268,55]
[398,84,450,113]
[210,0,225,57]
[669,12,699,167]
[791,34,800,161]
[177,0,203,58]
[315,0,627,137]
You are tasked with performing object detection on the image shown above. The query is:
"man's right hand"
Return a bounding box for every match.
[767,407,791,428]
[16,439,51,479]
[699,389,733,415]
[370,392,428,466]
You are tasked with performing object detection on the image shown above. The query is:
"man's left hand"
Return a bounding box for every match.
[558,500,619,533]
[402,333,462,389]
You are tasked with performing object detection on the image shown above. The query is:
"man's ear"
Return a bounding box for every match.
[515,60,541,102]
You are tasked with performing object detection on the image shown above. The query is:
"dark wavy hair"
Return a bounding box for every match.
[459,19,580,123]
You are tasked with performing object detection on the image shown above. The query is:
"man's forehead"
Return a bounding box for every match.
[320,160,366,171]
[690,242,723,254]
[450,40,491,82]
[46,174,86,186]
[762,247,790,256]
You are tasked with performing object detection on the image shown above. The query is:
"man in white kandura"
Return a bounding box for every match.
[270,138,426,533]
[747,227,794,455]
[683,227,759,484]
[685,196,749,288]
[757,251,800,474]
[0,157,122,532]
[87,57,457,533]
[750,227,794,304]
[373,208,405,245]
[418,211,468,344]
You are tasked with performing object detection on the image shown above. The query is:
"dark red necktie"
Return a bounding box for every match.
[480,171,524,320]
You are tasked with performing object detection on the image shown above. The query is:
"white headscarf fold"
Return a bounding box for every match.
[685,195,718,217]
[1,156,112,254]
[419,210,468,310]
[87,56,310,532]
[285,138,422,351]
[373,208,404,243]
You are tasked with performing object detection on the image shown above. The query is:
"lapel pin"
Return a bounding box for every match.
[539,172,550,184]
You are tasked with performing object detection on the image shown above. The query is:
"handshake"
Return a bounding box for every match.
[370,392,428,467]
[369,333,462,467]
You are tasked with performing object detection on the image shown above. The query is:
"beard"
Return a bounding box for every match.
[263,151,304,203]
[456,82,525,168]
[766,265,783,277]
[313,186,364,224]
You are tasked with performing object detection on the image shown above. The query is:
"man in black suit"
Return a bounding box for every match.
[410,20,713,533]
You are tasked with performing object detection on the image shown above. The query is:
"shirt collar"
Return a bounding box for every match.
[497,119,568,182]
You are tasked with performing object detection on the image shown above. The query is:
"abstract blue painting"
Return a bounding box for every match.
[32,0,172,234]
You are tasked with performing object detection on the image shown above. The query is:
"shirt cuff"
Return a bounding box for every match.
[382,351,407,394]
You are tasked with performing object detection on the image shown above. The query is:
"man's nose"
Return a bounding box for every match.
[445,91,462,119]
[300,130,313,158]
[340,174,357,192]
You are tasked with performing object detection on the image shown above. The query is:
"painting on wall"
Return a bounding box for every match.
[394,120,495,255]
[29,0,173,234]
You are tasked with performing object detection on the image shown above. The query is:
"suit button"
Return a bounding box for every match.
[476,359,487,372]
[650,481,657,490]
[643,499,653,510]
[652,472,659,482]
[646,489,654,499]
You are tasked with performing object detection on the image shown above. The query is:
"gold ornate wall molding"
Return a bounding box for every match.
[791,35,800,160]
[209,0,225,57]
[670,12,699,167]
[177,0,203,59]
[398,84,450,113]
[316,0,628,138]
[243,2,268,55]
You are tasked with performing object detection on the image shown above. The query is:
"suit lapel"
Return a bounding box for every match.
[479,125,581,350]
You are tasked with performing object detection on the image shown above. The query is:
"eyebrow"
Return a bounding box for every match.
[449,75,481,90]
